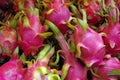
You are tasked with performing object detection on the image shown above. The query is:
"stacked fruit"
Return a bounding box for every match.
[0,0,120,80]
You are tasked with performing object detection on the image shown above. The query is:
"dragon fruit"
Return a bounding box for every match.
[63,53,88,80]
[17,0,45,56]
[23,45,61,80]
[102,22,120,55]
[101,0,120,55]
[84,1,102,25]
[45,0,71,34]
[0,27,17,57]
[73,9,105,67]
[45,20,88,80]
[93,55,120,80]
[0,60,23,80]
[73,25,105,67]
[0,47,24,80]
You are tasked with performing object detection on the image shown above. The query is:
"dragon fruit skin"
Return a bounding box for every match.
[85,1,102,25]
[45,0,71,34]
[102,23,120,55]
[0,73,5,80]
[19,14,44,56]
[93,55,120,80]
[100,0,120,55]
[0,27,17,57]
[23,62,40,80]
[23,56,48,80]
[73,25,105,67]
[64,53,88,80]
[23,45,61,80]
[0,47,25,80]
[18,0,45,56]
[13,0,35,12]
[0,60,24,80]
[45,20,87,80]
[23,61,49,80]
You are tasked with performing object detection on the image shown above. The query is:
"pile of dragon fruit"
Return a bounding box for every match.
[1,0,120,80]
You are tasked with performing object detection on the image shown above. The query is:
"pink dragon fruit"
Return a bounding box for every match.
[102,22,120,55]
[0,27,17,57]
[0,73,5,80]
[23,45,50,80]
[93,55,120,80]
[63,53,88,80]
[17,0,45,56]
[45,0,71,34]
[72,9,105,67]
[0,47,24,80]
[73,25,105,67]
[45,20,88,80]
[101,0,120,55]
[0,60,24,80]
[84,1,102,25]
[23,45,61,80]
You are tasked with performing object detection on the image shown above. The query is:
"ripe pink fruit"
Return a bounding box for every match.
[23,62,40,80]
[101,0,120,55]
[0,47,24,80]
[45,20,87,80]
[45,0,71,34]
[0,60,24,80]
[102,23,120,55]
[23,45,60,80]
[0,27,17,57]
[18,0,45,56]
[64,53,88,80]
[73,25,105,67]
[93,55,120,80]
[85,1,101,25]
